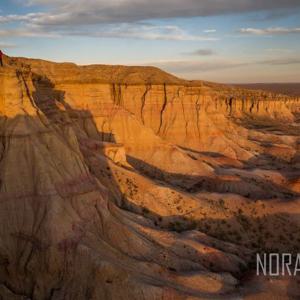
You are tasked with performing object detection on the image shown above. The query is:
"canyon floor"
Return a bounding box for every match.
[0,55,300,299]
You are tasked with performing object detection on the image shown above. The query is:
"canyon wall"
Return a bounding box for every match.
[11,57,299,164]
[0,57,299,299]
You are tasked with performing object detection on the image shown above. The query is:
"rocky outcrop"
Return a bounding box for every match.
[0,57,299,299]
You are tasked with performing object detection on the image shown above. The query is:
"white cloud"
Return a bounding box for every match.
[0,18,218,41]
[203,29,217,33]
[0,13,45,23]
[239,27,300,35]
[78,24,218,41]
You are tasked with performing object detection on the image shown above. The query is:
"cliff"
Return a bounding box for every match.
[0,56,299,299]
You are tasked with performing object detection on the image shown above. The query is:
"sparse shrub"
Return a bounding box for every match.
[142,207,150,214]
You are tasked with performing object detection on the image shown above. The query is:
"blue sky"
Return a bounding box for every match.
[0,0,300,83]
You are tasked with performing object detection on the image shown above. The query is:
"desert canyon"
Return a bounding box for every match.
[0,55,299,299]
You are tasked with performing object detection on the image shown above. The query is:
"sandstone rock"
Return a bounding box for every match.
[0,57,299,299]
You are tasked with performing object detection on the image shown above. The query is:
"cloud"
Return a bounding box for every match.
[0,43,17,49]
[265,48,293,53]
[0,27,59,38]
[0,13,45,23]
[260,57,300,65]
[149,59,248,73]
[0,23,218,41]
[147,55,300,75]
[183,49,216,56]
[70,24,218,41]
[10,0,300,26]
[1,0,299,42]
[239,27,300,35]
[203,29,217,33]
[0,5,220,41]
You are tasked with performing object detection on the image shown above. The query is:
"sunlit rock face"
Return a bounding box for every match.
[0,56,299,299]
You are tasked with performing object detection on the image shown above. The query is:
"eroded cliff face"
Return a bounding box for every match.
[12,57,298,163]
[0,57,300,299]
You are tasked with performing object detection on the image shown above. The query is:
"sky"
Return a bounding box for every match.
[0,0,300,83]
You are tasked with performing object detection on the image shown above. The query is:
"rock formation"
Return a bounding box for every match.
[0,56,299,299]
